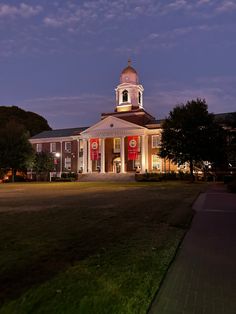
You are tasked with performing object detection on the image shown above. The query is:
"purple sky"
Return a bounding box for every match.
[0,0,236,129]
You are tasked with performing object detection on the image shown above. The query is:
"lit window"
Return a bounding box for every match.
[122,90,128,102]
[152,135,160,148]
[65,141,71,152]
[152,155,162,171]
[113,138,121,153]
[79,139,83,152]
[65,157,71,170]
[134,156,141,170]
[36,143,42,152]
[50,142,56,153]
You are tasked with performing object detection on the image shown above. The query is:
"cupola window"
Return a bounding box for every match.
[138,92,141,104]
[122,90,128,102]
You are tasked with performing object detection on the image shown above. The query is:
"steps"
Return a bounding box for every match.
[77,173,135,182]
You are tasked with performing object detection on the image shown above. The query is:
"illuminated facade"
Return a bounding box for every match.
[30,61,179,176]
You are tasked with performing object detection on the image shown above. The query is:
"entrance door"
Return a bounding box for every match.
[113,157,121,173]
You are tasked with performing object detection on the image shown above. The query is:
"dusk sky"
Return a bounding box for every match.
[0,0,236,129]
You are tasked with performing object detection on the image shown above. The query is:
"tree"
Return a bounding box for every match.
[0,106,51,136]
[160,99,227,181]
[33,152,54,181]
[0,121,34,182]
[220,112,236,169]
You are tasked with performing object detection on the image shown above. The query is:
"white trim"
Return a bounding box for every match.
[30,136,77,144]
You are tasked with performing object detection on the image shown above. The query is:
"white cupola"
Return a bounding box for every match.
[115,60,144,112]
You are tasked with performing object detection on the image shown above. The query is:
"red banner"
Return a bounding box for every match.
[128,136,139,160]
[90,138,99,160]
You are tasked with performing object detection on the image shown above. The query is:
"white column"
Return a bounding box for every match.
[82,139,88,173]
[120,136,126,173]
[100,138,105,173]
[141,135,146,173]
[145,135,149,171]
[60,141,63,176]
[87,139,92,173]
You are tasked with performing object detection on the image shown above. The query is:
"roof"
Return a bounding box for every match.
[31,127,88,139]
[121,59,137,75]
[121,65,137,75]
[101,108,156,126]
[214,112,235,121]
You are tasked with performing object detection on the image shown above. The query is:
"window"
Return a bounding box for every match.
[138,92,141,104]
[36,143,42,153]
[79,139,83,152]
[79,139,83,157]
[152,155,162,171]
[122,90,128,102]
[152,135,160,148]
[50,142,56,153]
[113,138,121,153]
[65,157,71,170]
[65,141,71,152]
[134,157,141,170]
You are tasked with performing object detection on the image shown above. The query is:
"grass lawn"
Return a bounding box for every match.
[0,181,207,313]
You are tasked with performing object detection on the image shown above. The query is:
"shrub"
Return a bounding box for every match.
[224,175,234,184]
[135,171,197,182]
[161,171,178,180]
[135,173,162,182]
[227,180,236,193]
[61,172,77,180]
[177,171,192,181]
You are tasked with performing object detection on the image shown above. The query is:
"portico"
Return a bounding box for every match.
[80,116,149,174]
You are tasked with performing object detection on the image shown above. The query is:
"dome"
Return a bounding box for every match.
[121,65,137,75]
[120,60,139,84]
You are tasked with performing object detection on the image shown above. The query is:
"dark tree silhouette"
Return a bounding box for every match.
[160,99,227,181]
[0,106,51,136]
[0,121,34,181]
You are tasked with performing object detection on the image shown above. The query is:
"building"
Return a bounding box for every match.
[29,61,187,177]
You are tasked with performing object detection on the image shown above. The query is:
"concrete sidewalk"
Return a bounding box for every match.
[149,184,236,314]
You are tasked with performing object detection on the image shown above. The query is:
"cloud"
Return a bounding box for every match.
[165,0,190,10]
[0,3,42,18]
[148,33,160,40]
[43,16,63,27]
[42,0,161,30]
[197,0,212,5]
[114,22,226,56]
[216,0,236,12]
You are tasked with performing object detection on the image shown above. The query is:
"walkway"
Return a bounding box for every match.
[149,183,236,314]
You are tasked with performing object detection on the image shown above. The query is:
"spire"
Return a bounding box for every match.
[128,58,131,66]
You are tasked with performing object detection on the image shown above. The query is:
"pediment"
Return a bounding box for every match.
[81,116,146,138]
[82,116,145,133]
